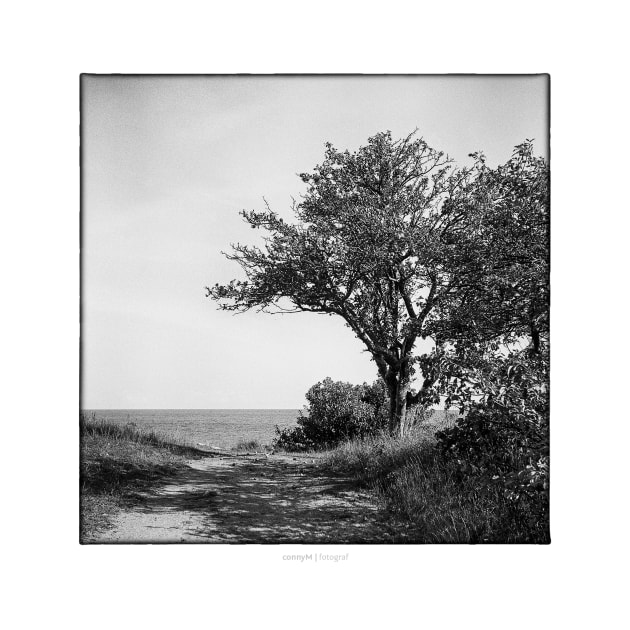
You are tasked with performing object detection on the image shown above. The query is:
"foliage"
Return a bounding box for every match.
[273,378,389,451]
[208,130,550,535]
[427,140,549,349]
[208,132,548,439]
[434,348,549,530]
[415,140,550,523]
[208,131,474,434]
[326,426,548,543]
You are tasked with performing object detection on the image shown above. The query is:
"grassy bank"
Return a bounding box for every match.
[80,414,207,541]
[325,420,549,544]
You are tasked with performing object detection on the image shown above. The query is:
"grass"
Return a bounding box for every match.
[325,416,549,544]
[80,413,207,541]
[79,411,548,543]
[233,439,264,452]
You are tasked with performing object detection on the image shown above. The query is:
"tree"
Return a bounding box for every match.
[425,140,550,406]
[428,142,549,529]
[427,140,549,355]
[207,131,463,435]
[206,133,549,437]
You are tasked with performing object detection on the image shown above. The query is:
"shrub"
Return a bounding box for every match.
[326,426,546,543]
[436,350,549,534]
[274,378,389,451]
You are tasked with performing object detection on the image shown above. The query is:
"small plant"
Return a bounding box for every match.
[234,439,261,452]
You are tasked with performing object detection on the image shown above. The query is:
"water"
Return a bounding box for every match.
[83,409,299,450]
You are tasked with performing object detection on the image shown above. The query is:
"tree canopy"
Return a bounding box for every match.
[207,131,549,435]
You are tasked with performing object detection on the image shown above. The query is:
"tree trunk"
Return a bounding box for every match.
[395,384,409,437]
[386,370,410,437]
[388,384,397,434]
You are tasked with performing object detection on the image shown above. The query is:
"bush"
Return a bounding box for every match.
[274,378,389,451]
[326,426,546,543]
[436,350,549,535]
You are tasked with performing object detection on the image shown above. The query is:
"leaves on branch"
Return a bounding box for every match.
[207,131,549,435]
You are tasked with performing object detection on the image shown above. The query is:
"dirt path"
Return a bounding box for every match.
[89,453,400,543]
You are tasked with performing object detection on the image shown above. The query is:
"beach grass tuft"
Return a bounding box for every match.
[234,439,262,452]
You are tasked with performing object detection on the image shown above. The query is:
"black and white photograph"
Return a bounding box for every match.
[80,74,549,544]
[5,3,630,629]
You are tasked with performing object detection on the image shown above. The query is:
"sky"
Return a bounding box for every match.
[81,75,548,409]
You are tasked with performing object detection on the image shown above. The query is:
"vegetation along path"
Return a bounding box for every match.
[88,452,399,543]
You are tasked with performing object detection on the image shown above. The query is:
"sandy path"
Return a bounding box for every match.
[89,453,399,544]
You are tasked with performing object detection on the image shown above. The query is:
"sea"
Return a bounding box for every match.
[82,409,299,450]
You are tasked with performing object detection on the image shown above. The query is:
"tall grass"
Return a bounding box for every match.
[80,413,205,541]
[80,413,196,453]
[326,421,549,543]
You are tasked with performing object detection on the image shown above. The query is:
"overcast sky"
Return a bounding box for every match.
[82,75,548,409]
